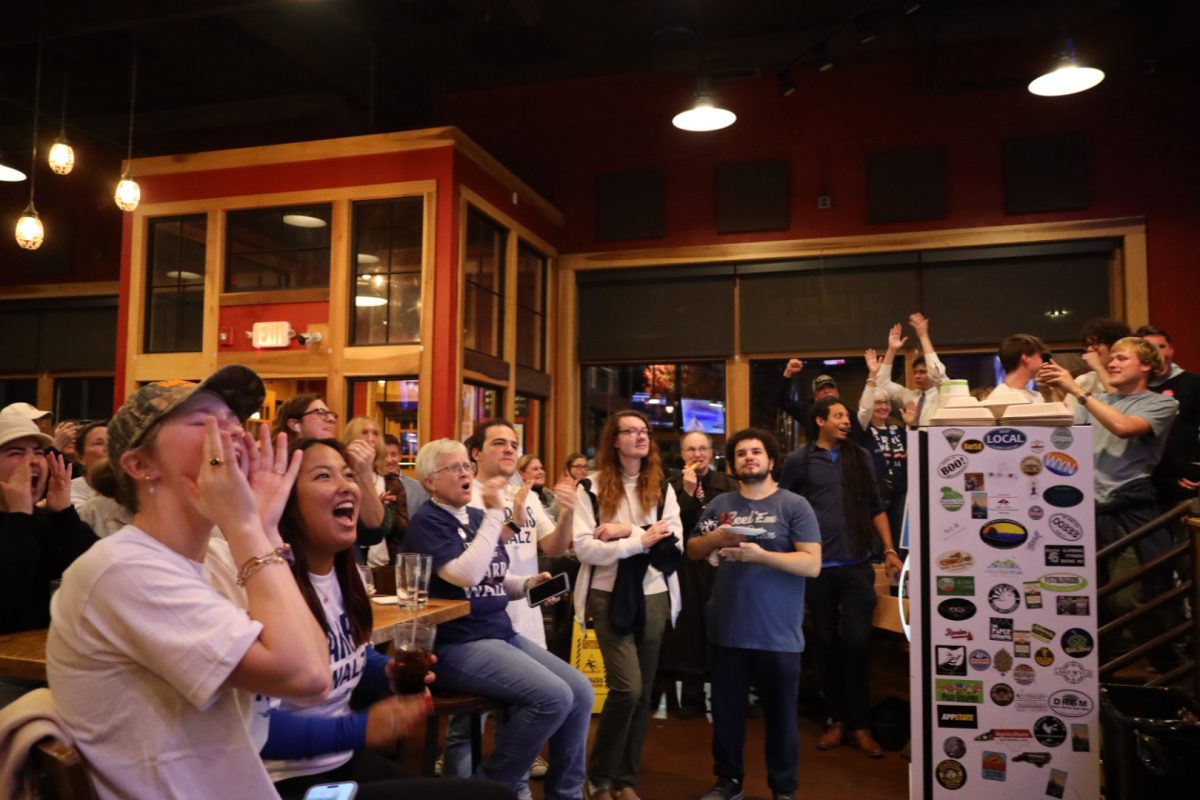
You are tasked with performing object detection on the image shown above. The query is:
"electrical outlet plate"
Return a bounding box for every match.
[817,195,833,209]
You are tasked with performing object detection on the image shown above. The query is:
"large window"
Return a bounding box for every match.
[146,215,206,353]
[462,209,505,358]
[347,378,420,469]
[515,243,547,370]
[461,382,502,441]
[581,361,727,471]
[351,198,424,344]
[226,204,331,292]
[515,393,544,457]
[54,377,115,423]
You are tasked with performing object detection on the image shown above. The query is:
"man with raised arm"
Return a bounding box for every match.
[688,428,821,800]
[870,313,947,428]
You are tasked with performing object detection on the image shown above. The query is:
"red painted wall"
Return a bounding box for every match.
[434,39,1200,357]
[218,302,327,353]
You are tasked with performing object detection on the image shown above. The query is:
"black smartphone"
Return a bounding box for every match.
[527,572,570,607]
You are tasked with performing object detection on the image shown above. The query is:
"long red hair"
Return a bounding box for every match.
[594,410,663,520]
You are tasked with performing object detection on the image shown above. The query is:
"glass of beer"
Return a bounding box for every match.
[396,553,432,610]
[391,621,436,695]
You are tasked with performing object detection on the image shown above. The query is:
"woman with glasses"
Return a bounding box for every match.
[572,410,682,800]
[273,393,339,442]
[404,439,593,800]
[564,453,589,484]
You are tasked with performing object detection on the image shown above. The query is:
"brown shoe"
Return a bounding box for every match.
[816,723,844,750]
[851,728,884,758]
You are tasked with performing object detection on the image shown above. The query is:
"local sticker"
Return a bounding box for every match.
[943,428,965,450]
[1048,513,1083,542]
[939,598,977,621]
[1042,485,1084,508]
[990,683,1014,706]
[1060,628,1094,657]
[984,427,1027,450]
[941,487,966,511]
[962,439,985,454]
[1035,647,1056,667]
[969,649,992,671]
[1034,716,1067,747]
[1039,573,1088,592]
[1013,664,1036,685]
[938,576,976,596]
[993,648,1014,675]
[938,550,975,571]
[1048,689,1094,718]
[988,583,1021,614]
[1043,452,1079,477]
[944,735,967,758]
[981,751,1007,782]
[939,454,970,479]
[936,760,967,790]
[1021,456,1043,476]
[980,519,1028,549]
[1054,661,1093,685]
[1051,427,1074,449]
[1014,752,1052,767]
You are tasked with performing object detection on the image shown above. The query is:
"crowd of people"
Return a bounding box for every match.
[0,311,1196,800]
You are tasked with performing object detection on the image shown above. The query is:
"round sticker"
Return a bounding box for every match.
[1051,427,1074,449]
[969,649,992,671]
[1030,440,1046,454]
[988,583,1021,614]
[1061,628,1094,658]
[1020,456,1043,476]
[936,760,967,790]
[1013,664,1036,685]
[944,736,966,758]
[1029,505,1045,520]
[1035,647,1055,667]
[940,487,965,511]
[990,683,1014,706]
[1034,715,1067,747]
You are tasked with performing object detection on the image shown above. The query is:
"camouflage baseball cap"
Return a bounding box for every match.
[107,365,266,465]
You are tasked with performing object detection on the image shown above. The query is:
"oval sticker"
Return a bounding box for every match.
[1048,513,1083,542]
[1038,573,1088,592]
[939,598,977,621]
[1048,689,1094,718]
[1021,456,1043,476]
[1043,452,1079,477]
[962,439,984,454]
[980,519,1029,549]
[1043,485,1084,508]
[984,428,1027,450]
[939,454,969,479]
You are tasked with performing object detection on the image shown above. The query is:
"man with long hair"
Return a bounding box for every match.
[780,398,902,758]
[573,410,682,800]
[688,428,821,800]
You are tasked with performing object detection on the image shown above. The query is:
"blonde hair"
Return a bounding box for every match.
[1112,336,1165,375]
[415,439,468,483]
[342,416,385,473]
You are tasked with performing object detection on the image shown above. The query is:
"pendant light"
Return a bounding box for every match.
[0,149,27,183]
[15,43,45,251]
[115,47,140,212]
[48,50,75,175]
[1028,37,1105,97]
[672,81,736,132]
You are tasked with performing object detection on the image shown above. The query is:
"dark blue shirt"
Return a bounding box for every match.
[405,501,514,646]
[779,442,885,564]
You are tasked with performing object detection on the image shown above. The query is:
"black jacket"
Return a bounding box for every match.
[1,506,97,634]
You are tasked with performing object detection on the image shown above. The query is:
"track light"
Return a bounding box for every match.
[815,43,834,73]
[903,2,922,14]
[777,70,797,97]
[856,21,878,45]
[1028,37,1105,97]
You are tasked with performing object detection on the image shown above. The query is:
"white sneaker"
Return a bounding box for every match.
[433,755,444,777]
[530,754,549,778]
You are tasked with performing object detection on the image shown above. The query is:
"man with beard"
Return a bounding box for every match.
[658,431,740,718]
[687,428,821,800]
[780,398,903,759]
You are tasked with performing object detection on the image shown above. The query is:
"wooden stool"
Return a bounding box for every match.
[32,738,97,800]
[421,693,498,777]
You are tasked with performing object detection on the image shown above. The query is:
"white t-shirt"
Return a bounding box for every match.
[470,478,556,646]
[46,525,277,800]
[264,569,367,782]
[365,473,391,568]
[69,476,96,507]
[985,382,1041,404]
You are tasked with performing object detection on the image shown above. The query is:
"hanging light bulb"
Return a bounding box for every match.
[15,203,44,250]
[48,138,74,175]
[1028,38,1105,97]
[115,171,141,211]
[672,88,736,132]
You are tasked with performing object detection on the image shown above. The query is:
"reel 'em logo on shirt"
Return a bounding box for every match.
[984,428,1027,450]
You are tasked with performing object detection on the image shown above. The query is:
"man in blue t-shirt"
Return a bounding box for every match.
[687,428,822,800]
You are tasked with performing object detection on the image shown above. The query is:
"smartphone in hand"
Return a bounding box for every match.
[527,572,570,607]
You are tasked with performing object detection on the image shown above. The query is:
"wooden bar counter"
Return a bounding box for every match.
[0,598,469,683]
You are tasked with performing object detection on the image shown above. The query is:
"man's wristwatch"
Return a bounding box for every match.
[1078,391,1092,405]
[504,520,521,535]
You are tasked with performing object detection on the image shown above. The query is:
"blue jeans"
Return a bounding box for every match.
[444,713,532,800]
[434,634,593,800]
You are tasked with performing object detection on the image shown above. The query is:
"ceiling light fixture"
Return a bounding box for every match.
[1028,37,1105,96]
[815,43,834,73]
[903,2,922,14]
[777,70,797,97]
[114,47,141,212]
[15,43,45,251]
[856,21,878,45]
[0,149,27,183]
[354,295,388,308]
[672,84,736,132]
[282,213,328,228]
[48,50,74,175]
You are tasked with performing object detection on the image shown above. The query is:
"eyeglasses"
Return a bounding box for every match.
[433,461,474,476]
[569,462,588,471]
[618,428,650,439]
[301,408,338,421]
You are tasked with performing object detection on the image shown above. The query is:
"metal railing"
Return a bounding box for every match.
[1096,497,1200,697]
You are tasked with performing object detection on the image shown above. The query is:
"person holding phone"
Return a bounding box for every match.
[261,437,513,800]
[46,366,331,799]
[405,438,593,800]
[573,410,683,800]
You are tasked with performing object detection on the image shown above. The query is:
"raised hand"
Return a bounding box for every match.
[183,417,260,535]
[551,476,577,511]
[886,324,908,352]
[511,482,532,526]
[45,452,72,512]
[247,424,302,535]
[864,348,882,379]
[52,421,77,453]
[0,459,34,515]
[345,439,377,485]
[481,476,506,511]
[900,401,918,427]
[783,358,805,379]
[908,312,930,337]
[1081,350,1104,374]
[682,463,699,496]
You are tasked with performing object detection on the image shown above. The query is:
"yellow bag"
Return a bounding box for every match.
[570,619,608,714]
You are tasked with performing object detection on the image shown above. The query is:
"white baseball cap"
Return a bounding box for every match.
[0,414,54,450]
[1,402,53,421]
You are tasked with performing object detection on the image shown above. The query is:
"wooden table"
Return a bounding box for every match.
[0,598,469,682]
